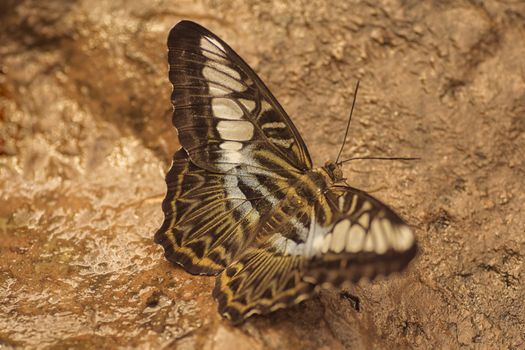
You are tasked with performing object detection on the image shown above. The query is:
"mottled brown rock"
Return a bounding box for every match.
[1,0,524,349]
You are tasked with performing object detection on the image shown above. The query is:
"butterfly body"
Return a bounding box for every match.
[155,21,417,324]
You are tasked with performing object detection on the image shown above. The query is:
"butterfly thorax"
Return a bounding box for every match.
[256,166,341,246]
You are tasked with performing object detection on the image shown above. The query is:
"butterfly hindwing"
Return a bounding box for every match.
[213,245,315,324]
[168,21,312,174]
[213,184,416,321]
[212,191,319,323]
[155,149,292,274]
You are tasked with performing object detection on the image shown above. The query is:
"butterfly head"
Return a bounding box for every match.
[323,161,345,183]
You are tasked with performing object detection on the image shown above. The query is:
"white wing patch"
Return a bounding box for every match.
[269,207,330,257]
[394,225,415,251]
[370,224,387,254]
[200,36,246,95]
[239,98,256,112]
[220,149,243,164]
[222,171,259,220]
[321,233,332,254]
[200,37,246,96]
[330,219,350,253]
[320,215,415,255]
[219,141,243,151]
[205,36,226,52]
[358,213,369,227]
[207,83,231,97]
[200,36,227,61]
[212,98,244,120]
[208,61,241,80]
[261,122,287,129]
[202,66,246,93]
[346,225,366,253]
[216,120,254,141]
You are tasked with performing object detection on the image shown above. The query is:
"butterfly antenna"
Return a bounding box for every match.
[339,156,420,164]
[335,80,360,164]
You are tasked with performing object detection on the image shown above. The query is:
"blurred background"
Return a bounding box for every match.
[1,0,524,348]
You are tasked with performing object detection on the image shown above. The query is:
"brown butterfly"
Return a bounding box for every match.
[155,20,417,324]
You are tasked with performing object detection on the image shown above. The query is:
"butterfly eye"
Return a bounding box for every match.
[323,162,343,182]
[333,166,343,180]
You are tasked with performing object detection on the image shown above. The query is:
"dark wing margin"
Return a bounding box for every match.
[167,20,313,174]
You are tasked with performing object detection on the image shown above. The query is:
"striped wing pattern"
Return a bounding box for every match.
[155,149,291,275]
[213,174,416,323]
[156,21,417,324]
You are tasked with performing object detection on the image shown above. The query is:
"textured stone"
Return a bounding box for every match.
[1,0,524,348]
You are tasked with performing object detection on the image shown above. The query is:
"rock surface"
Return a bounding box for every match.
[1,0,524,349]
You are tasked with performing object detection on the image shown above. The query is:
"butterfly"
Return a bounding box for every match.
[155,20,417,324]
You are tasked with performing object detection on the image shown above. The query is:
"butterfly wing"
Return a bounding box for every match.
[156,21,312,275]
[213,245,316,324]
[155,149,291,274]
[167,20,312,173]
[213,185,417,323]
[303,186,417,285]
[213,193,318,322]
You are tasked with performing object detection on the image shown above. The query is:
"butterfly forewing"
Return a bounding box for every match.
[157,20,417,324]
[167,21,312,174]
[303,187,417,285]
